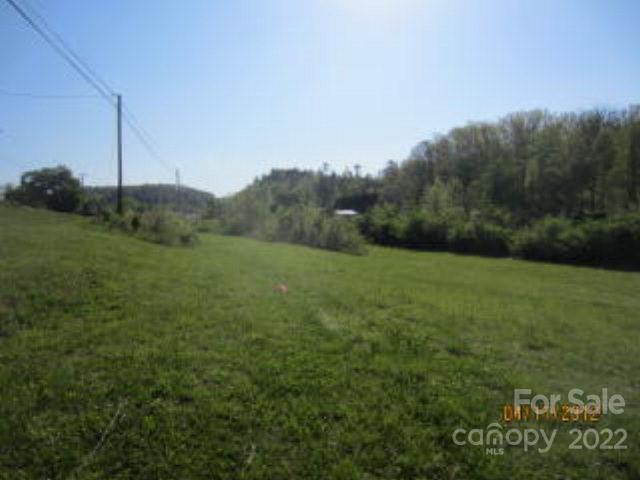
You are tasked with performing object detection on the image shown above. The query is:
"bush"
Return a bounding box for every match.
[78,197,104,216]
[579,214,640,266]
[103,210,198,247]
[403,211,449,249]
[512,217,583,262]
[138,211,198,246]
[318,215,366,255]
[273,206,366,254]
[195,218,222,233]
[513,214,640,267]
[359,204,406,246]
[447,220,512,256]
[214,203,366,255]
[360,207,509,255]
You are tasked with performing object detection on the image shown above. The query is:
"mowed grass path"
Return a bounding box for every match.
[0,205,638,479]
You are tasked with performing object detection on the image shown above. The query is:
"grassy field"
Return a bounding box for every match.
[0,204,638,479]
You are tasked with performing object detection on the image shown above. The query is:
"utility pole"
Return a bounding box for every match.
[116,94,123,215]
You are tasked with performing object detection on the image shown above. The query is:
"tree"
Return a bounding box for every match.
[210,105,640,259]
[423,177,464,217]
[6,165,83,212]
[628,121,640,208]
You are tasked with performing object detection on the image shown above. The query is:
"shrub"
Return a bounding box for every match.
[359,204,405,246]
[78,197,104,216]
[274,206,366,254]
[403,211,449,249]
[138,211,198,246]
[214,203,366,255]
[447,220,512,256]
[512,217,580,262]
[360,207,511,256]
[103,210,198,247]
[195,218,222,233]
[106,211,135,233]
[318,215,366,255]
[579,214,640,266]
[513,214,640,267]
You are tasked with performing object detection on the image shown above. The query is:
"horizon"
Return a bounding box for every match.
[2,0,640,196]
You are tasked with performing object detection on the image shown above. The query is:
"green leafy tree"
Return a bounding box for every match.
[6,165,83,212]
[628,121,640,207]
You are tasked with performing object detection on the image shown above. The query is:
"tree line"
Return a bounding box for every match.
[206,106,640,265]
[4,168,214,216]
[3,167,204,246]
[380,106,640,220]
[4,106,640,264]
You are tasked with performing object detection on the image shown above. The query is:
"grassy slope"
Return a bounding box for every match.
[0,205,638,479]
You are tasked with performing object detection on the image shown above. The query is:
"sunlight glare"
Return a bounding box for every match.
[329,0,423,23]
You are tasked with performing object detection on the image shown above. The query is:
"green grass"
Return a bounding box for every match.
[0,204,638,479]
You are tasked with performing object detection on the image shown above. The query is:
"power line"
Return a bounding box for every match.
[122,105,157,150]
[0,87,100,99]
[121,104,174,174]
[123,116,172,173]
[9,0,172,175]
[4,0,176,181]
[3,0,114,105]
[19,0,116,97]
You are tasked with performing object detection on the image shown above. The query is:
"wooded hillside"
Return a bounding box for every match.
[87,184,214,215]
[207,106,640,264]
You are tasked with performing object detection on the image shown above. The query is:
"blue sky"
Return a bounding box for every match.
[1,0,639,195]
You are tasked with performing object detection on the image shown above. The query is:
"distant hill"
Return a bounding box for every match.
[86,184,214,215]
